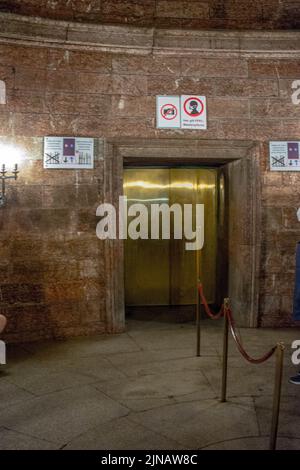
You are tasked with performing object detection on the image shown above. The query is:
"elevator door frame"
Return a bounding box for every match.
[103,138,261,331]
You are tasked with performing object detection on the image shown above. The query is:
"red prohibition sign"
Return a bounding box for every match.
[160,103,178,120]
[183,97,204,117]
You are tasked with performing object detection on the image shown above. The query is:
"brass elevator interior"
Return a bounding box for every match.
[123,167,227,317]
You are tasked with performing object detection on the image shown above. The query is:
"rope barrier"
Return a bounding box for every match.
[196,281,284,451]
[225,306,276,364]
[197,281,276,364]
[197,283,224,320]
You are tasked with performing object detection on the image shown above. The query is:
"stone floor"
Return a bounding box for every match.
[0,318,300,450]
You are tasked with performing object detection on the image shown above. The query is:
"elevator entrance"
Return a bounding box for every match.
[123,167,224,317]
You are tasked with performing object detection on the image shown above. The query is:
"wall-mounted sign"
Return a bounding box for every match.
[44,137,94,169]
[270,141,300,171]
[156,95,207,130]
[181,95,207,130]
[156,96,180,129]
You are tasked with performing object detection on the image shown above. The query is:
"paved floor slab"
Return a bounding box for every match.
[0,319,299,450]
[64,416,184,450]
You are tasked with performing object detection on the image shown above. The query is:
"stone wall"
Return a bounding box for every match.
[1,15,300,340]
[1,0,300,30]
[0,136,107,342]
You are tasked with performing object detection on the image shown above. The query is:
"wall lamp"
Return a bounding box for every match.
[0,143,22,207]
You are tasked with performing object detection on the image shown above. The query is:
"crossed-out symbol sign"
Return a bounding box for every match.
[160,103,178,120]
[271,155,285,167]
[183,96,204,117]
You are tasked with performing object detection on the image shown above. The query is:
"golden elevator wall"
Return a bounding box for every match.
[124,168,217,306]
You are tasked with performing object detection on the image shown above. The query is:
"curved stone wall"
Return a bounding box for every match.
[0,0,300,30]
[0,12,299,342]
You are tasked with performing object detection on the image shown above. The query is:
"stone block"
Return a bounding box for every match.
[248,120,283,141]
[48,49,112,73]
[0,111,13,135]
[282,207,300,229]
[46,70,76,92]
[112,75,147,96]
[0,65,15,90]
[181,58,248,78]
[282,172,300,184]
[0,45,48,68]
[0,283,44,304]
[47,92,109,118]
[10,259,80,283]
[215,79,278,98]
[49,301,81,327]
[279,78,296,99]
[12,113,51,136]
[223,0,264,20]
[77,73,112,94]
[7,185,43,209]
[43,185,99,209]
[112,55,181,76]
[7,208,74,236]
[280,119,300,139]
[260,294,281,318]
[217,119,249,139]
[262,186,300,207]
[0,262,10,283]
[249,60,300,79]
[9,90,45,114]
[263,173,283,188]
[262,207,283,230]
[250,98,300,118]
[9,239,44,259]
[156,0,209,19]
[15,67,46,92]
[111,96,155,118]
[3,304,50,333]
[147,76,214,96]
[101,0,155,25]
[42,238,100,261]
[45,282,84,303]
[76,209,99,233]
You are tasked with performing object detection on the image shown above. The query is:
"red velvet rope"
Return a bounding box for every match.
[197,283,224,320]
[197,282,276,363]
[225,307,276,364]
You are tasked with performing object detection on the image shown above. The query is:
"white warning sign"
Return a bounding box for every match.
[180,95,207,130]
[270,141,300,171]
[44,136,94,169]
[156,96,180,129]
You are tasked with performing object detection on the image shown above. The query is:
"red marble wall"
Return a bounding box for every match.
[1,38,300,340]
[1,0,300,30]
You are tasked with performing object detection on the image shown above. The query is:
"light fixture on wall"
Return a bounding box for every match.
[0,143,22,207]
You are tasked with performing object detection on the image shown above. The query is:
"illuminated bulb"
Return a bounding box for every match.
[0,143,23,170]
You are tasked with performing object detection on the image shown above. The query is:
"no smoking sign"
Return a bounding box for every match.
[156,95,207,130]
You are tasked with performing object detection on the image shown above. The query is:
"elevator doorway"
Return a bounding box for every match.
[123,167,225,320]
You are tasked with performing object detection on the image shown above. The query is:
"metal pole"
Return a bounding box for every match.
[221,298,229,403]
[196,283,201,357]
[196,249,201,357]
[269,342,285,450]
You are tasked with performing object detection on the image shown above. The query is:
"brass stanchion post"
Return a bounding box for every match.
[269,342,285,451]
[196,282,201,357]
[196,248,201,357]
[221,298,229,403]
